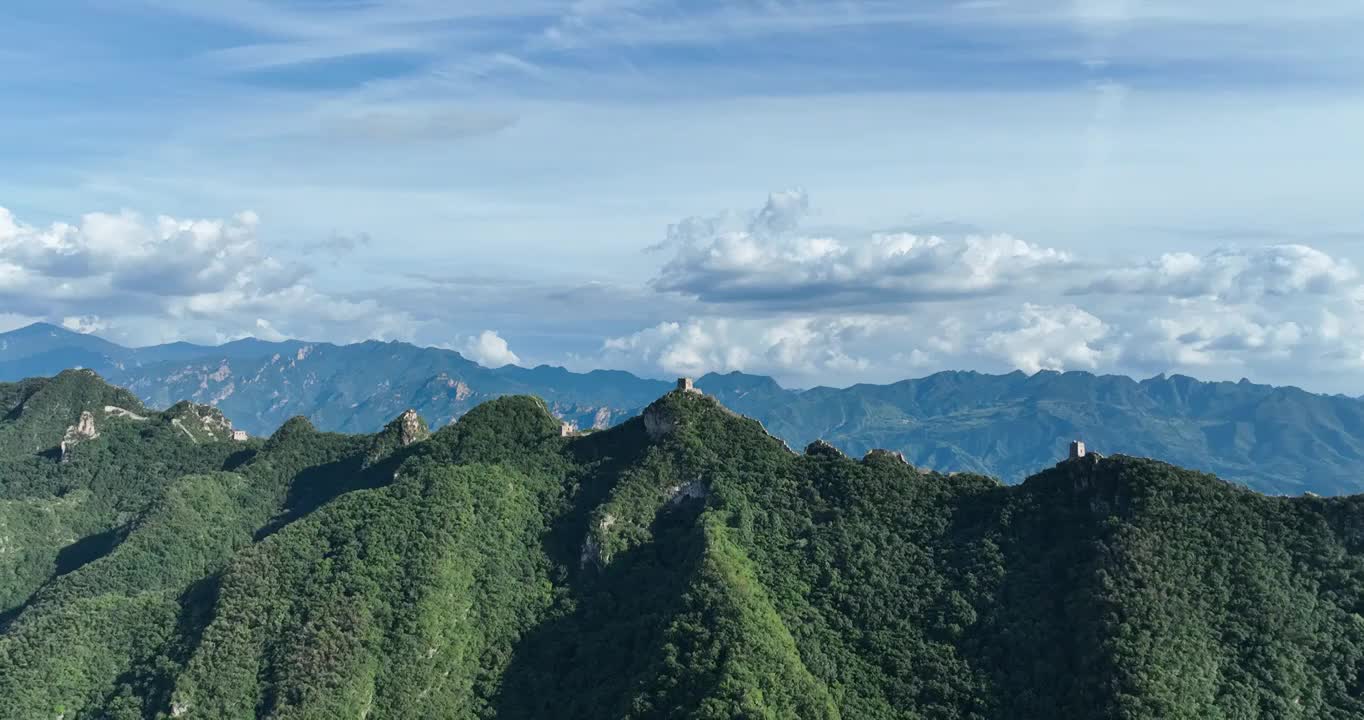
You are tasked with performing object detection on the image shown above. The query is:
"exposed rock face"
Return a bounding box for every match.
[156,401,248,443]
[103,406,147,421]
[804,439,843,458]
[592,407,613,430]
[397,409,429,447]
[59,411,99,462]
[579,513,618,568]
[643,406,678,439]
[664,479,708,506]
[72,410,97,438]
[864,448,910,465]
[579,535,602,569]
[168,402,236,440]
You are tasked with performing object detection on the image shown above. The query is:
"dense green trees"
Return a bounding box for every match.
[2,375,1364,718]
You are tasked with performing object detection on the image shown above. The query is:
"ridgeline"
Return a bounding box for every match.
[1,371,1362,718]
[6,322,1364,496]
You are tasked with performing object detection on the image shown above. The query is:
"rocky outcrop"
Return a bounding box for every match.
[804,439,843,458]
[863,448,911,466]
[165,401,238,442]
[579,513,618,568]
[59,411,99,462]
[103,406,147,421]
[396,409,429,447]
[643,405,678,439]
[664,479,709,506]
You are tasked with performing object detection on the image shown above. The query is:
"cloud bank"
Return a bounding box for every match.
[599,192,1364,391]
[651,190,1072,309]
[4,193,1363,394]
[0,205,415,346]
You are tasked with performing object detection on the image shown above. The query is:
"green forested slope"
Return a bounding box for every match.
[1,374,1363,718]
[0,371,250,616]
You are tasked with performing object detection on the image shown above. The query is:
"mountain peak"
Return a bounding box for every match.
[2,321,87,339]
[386,408,430,447]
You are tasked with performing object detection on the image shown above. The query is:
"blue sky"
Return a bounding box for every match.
[3,1,1364,392]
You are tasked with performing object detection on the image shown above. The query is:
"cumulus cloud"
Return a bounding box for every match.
[0,204,419,346]
[602,316,871,379]
[0,205,301,307]
[979,304,1113,374]
[1072,245,1358,301]
[252,318,288,343]
[595,195,1364,391]
[8,196,1364,396]
[596,272,1364,391]
[651,191,1071,309]
[61,315,107,334]
[597,305,1119,384]
[1055,244,1364,386]
[462,330,522,367]
[1111,297,1318,371]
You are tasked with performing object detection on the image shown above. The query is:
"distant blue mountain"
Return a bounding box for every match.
[3,322,1362,495]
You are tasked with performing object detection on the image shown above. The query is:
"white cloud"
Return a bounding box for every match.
[586,197,1364,392]
[601,316,876,380]
[979,304,1112,373]
[1054,244,1364,386]
[462,330,522,367]
[61,315,107,335]
[651,191,1072,309]
[598,306,1116,384]
[7,193,1364,396]
[252,318,288,343]
[0,204,419,347]
[0,205,301,304]
[1115,297,1324,370]
[1073,245,1358,301]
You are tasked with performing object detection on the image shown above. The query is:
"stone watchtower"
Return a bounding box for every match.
[1069,440,1086,459]
[677,377,701,394]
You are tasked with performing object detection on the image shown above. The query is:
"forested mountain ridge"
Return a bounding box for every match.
[2,372,1364,718]
[0,370,253,616]
[4,322,1364,495]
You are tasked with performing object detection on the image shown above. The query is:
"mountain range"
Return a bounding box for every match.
[1,370,1362,718]
[3,322,1363,495]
